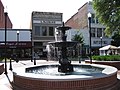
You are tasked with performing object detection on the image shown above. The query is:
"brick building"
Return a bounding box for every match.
[65,2,111,55]
[0,0,12,28]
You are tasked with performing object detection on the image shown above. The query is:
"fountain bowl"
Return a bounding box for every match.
[13,63,118,90]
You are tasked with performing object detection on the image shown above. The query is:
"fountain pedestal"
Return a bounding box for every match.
[50,22,75,73]
[58,63,73,73]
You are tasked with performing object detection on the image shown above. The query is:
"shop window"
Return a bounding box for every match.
[34,42,42,46]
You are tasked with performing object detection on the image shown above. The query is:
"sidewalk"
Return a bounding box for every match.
[0,60,120,90]
[0,60,58,90]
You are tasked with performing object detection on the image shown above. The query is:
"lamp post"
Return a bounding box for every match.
[34,52,36,65]
[88,13,92,64]
[4,12,8,74]
[9,57,12,71]
[16,31,19,63]
[100,37,102,48]
[30,30,33,62]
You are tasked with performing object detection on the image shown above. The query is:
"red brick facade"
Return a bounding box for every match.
[0,64,4,75]
[65,3,88,29]
[0,0,12,28]
[13,72,119,90]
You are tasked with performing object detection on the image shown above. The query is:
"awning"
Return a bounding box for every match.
[99,45,118,50]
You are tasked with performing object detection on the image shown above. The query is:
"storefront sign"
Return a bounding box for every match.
[0,42,32,48]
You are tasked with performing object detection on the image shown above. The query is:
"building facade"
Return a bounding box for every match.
[65,2,111,55]
[0,29,32,59]
[0,0,12,28]
[31,11,62,58]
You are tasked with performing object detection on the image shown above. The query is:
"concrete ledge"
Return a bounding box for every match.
[85,60,120,70]
[0,64,4,75]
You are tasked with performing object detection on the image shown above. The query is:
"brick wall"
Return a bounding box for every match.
[0,0,12,28]
[0,64,4,75]
[65,3,88,29]
[13,72,118,90]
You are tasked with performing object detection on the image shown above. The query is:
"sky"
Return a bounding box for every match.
[1,0,92,29]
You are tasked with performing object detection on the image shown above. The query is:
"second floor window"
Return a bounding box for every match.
[42,26,47,36]
[49,27,54,36]
[35,26,40,36]
[91,28,96,37]
[91,14,95,23]
[97,28,102,37]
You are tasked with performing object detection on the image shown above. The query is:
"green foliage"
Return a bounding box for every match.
[0,57,4,62]
[92,55,120,61]
[93,0,120,36]
[71,33,84,44]
[111,32,120,46]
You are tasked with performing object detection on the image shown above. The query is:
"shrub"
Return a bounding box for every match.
[92,55,120,61]
[0,57,4,62]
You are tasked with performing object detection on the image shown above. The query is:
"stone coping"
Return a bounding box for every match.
[85,60,120,70]
[13,63,117,80]
[85,60,120,62]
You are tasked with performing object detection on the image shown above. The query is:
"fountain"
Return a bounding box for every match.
[48,22,77,73]
[13,23,118,90]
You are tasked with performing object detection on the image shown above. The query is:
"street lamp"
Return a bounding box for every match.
[30,30,33,62]
[16,31,19,62]
[9,57,12,71]
[4,12,8,74]
[88,13,92,64]
[100,37,103,48]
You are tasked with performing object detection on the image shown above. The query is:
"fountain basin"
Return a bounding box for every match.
[13,63,118,90]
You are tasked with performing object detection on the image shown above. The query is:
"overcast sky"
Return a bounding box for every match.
[1,0,92,29]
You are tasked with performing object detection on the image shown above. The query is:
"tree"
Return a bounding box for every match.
[93,0,120,36]
[71,33,84,58]
[71,33,84,44]
[111,33,120,46]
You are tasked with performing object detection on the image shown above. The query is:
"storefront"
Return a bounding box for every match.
[0,41,32,59]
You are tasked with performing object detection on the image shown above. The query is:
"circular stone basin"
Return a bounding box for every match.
[13,64,118,90]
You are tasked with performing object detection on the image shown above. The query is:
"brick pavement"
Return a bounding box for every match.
[0,60,58,90]
[0,60,120,90]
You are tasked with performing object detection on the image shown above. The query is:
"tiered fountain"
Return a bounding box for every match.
[13,23,118,90]
[48,22,77,73]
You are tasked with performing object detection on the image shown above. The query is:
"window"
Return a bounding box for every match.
[103,28,108,37]
[91,14,95,23]
[97,28,102,37]
[91,28,96,37]
[34,42,42,46]
[35,26,40,36]
[42,26,47,36]
[49,27,54,36]
[96,18,99,24]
